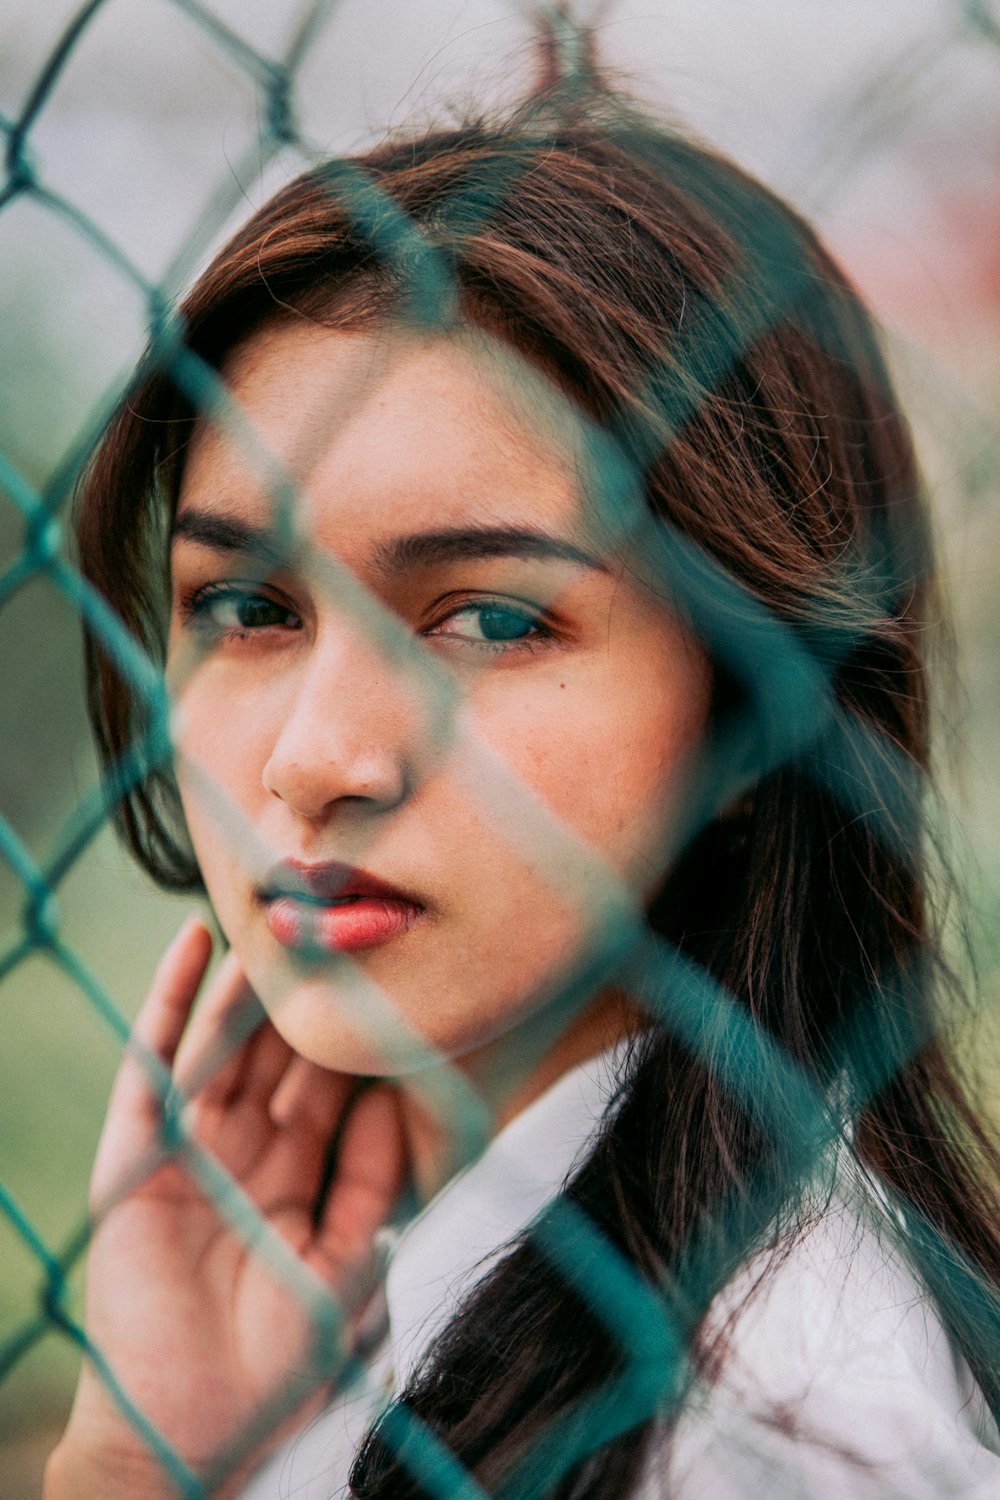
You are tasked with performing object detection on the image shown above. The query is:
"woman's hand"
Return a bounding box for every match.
[44,916,407,1499]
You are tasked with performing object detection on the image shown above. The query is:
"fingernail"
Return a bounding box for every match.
[170,912,210,954]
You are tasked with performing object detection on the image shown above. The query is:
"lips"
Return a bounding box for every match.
[257,860,425,954]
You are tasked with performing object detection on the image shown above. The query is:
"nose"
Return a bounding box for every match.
[261,629,415,822]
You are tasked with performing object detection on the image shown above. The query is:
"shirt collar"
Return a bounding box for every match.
[384,1045,621,1389]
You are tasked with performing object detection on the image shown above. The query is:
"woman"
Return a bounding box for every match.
[44,47,1000,1500]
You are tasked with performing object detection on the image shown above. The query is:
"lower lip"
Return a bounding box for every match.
[264,896,422,954]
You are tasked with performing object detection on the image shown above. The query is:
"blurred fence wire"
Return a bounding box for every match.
[1,1,999,1496]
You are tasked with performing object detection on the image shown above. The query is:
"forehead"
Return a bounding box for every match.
[178,321,591,555]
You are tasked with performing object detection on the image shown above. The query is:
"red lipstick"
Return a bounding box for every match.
[257,861,424,954]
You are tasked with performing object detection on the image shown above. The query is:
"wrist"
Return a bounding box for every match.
[44,1434,178,1500]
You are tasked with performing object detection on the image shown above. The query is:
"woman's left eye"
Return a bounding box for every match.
[426,600,548,651]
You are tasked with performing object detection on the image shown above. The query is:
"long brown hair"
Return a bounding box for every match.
[75,74,1000,1499]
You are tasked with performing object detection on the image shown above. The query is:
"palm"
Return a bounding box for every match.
[67,920,405,1487]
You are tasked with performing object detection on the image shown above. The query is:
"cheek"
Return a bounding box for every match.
[465,659,707,888]
[172,665,272,789]
[170,676,275,881]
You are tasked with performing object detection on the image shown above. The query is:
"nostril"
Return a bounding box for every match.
[262,744,410,819]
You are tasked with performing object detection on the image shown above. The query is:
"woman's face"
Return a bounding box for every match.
[167,320,710,1101]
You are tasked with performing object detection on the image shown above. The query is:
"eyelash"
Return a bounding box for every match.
[177,583,555,656]
[179,582,302,642]
[424,596,554,655]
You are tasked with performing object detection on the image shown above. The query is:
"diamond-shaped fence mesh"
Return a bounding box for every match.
[2,2,1000,1497]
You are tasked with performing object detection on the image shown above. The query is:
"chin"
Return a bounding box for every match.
[252,961,449,1077]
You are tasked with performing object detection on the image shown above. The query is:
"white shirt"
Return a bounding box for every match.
[240,1051,1000,1499]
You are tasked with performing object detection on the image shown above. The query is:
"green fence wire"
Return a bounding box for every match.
[2,2,999,1496]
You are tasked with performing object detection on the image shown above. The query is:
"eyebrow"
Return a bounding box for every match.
[374,526,609,575]
[171,510,609,575]
[170,510,290,567]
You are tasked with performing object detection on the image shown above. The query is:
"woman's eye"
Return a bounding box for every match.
[427,601,548,650]
[182,584,300,638]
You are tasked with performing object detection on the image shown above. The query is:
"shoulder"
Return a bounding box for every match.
[641,1185,1000,1499]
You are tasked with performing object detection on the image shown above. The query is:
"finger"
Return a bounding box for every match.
[113,915,212,1114]
[173,948,262,1101]
[314,1085,407,1275]
[269,1056,355,1135]
[133,915,213,1063]
[91,916,212,1197]
[228,1020,297,1108]
[261,1060,357,1210]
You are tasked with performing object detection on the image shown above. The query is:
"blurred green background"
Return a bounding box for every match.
[2,1,999,1495]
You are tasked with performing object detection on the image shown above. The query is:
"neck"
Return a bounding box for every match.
[398,988,639,1203]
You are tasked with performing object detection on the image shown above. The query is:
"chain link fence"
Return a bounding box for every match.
[2,1,999,1495]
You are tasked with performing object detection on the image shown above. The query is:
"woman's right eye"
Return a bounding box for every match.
[180,583,301,640]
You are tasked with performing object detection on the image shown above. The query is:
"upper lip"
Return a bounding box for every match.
[256,859,423,907]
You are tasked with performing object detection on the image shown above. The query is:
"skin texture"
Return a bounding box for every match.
[168,322,710,1104]
[45,322,710,1496]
